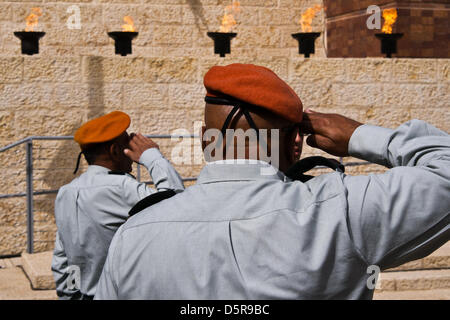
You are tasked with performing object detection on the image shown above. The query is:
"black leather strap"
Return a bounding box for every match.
[206,96,260,138]
[73,151,83,174]
[286,156,345,182]
[128,190,177,217]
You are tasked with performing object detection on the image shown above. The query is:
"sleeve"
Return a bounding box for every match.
[51,231,70,299]
[121,148,185,207]
[94,229,122,300]
[343,120,450,270]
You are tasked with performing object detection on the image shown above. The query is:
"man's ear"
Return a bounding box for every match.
[201,125,207,152]
[109,142,120,161]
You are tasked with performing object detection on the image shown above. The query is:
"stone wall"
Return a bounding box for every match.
[0,0,448,255]
[324,0,450,58]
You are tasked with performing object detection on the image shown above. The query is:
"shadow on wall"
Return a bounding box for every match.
[39,56,105,248]
[187,0,209,32]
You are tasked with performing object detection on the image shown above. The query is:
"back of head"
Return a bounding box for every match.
[202,63,303,172]
[73,111,132,173]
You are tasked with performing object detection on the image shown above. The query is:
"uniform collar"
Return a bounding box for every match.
[86,165,111,175]
[196,159,286,184]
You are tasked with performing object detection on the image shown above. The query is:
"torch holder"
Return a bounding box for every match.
[13,31,46,55]
[107,32,138,56]
[291,32,321,58]
[375,33,403,58]
[207,32,237,57]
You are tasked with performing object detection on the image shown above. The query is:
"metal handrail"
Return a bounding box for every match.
[0,135,199,254]
[1,135,372,254]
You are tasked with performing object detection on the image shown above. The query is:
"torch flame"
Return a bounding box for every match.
[121,16,135,32]
[220,1,240,33]
[300,5,322,32]
[382,8,398,34]
[25,7,42,32]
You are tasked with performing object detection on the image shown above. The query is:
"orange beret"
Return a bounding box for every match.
[204,63,303,123]
[74,111,130,147]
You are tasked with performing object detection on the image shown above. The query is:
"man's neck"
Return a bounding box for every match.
[91,160,115,171]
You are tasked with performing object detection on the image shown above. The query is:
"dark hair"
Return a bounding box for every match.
[82,140,114,165]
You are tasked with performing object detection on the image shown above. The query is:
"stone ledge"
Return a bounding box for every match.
[373,288,450,300]
[386,242,450,272]
[21,251,55,290]
[377,269,450,292]
[0,267,57,300]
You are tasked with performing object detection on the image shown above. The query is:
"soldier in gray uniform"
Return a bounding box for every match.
[51,111,184,299]
[95,64,449,300]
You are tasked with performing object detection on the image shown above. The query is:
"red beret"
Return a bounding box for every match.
[74,111,130,147]
[204,63,303,123]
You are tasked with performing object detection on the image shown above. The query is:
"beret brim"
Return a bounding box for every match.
[74,111,130,147]
[204,63,303,123]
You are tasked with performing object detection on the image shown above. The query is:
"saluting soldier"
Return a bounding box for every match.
[95,64,449,300]
[51,111,184,300]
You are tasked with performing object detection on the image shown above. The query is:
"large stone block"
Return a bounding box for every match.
[57,3,103,26]
[437,60,449,82]
[0,83,53,109]
[290,58,347,83]
[0,3,12,21]
[168,84,204,112]
[0,57,23,83]
[102,4,138,31]
[382,84,445,108]
[389,59,438,83]
[153,25,195,46]
[102,57,146,82]
[0,226,26,256]
[135,5,183,26]
[146,57,198,83]
[123,83,169,108]
[24,57,82,82]
[0,198,27,227]
[331,83,384,108]
[12,3,59,25]
[21,251,55,290]
[233,26,281,49]
[0,111,16,141]
[291,80,332,108]
[279,0,323,8]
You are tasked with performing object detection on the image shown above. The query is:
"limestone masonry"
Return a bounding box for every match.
[0,1,448,256]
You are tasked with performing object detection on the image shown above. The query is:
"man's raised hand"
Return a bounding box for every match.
[124,133,159,163]
[299,110,363,157]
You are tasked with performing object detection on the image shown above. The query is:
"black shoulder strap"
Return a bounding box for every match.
[108,171,137,180]
[128,190,176,217]
[286,156,345,182]
[108,170,125,175]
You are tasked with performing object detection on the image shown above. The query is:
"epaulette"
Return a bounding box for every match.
[128,190,176,217]
[286,156,345,183]
[108,171,136,180]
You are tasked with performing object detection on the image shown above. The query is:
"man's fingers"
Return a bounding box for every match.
[306,134,331,150]
[299,113,326,135]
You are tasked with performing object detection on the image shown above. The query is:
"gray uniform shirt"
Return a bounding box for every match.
[51,148,184,298]
[95,120,449,300]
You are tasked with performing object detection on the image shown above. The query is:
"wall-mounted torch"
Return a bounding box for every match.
[207,1,240,57]
[108,16,138,56]
[292,5,323,58]
[14,7,45,55]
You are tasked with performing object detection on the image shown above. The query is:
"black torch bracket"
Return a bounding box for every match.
[292,32,321,58]
[207,32,237,58]
[107,32,138,56]
[375,33,403,58]
[14,31,46,55]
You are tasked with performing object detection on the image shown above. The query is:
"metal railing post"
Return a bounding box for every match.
[137,163,141,182]
[25,139,34,254]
